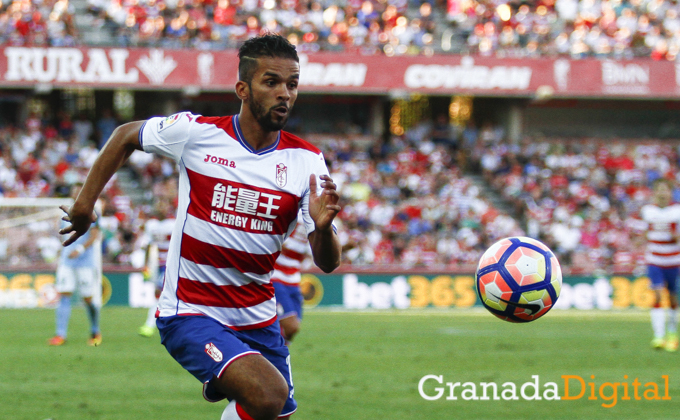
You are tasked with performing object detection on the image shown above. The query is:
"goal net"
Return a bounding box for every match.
[0,198,103,309]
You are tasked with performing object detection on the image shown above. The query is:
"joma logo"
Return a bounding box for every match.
[204,154,236,168]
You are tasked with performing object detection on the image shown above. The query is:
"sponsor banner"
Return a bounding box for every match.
[0,271,670,309]
[301,273,673,310]
[1,46,679,97]
[0,271,150,308]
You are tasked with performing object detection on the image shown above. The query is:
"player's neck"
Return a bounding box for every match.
[655,200,671,208]
[236,110,279,151]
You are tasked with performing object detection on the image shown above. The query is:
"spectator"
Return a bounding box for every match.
[96,109,117,149]
[73,113,94,147]
[2,0,677,58]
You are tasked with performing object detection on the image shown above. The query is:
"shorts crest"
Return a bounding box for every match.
[205,342,223,362]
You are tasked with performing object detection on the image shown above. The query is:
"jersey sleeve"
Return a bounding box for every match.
[139,112,197,162]
[674,204,680,223]
[633,206,650,234]
[639,205,650,224]
[300,151,336,236]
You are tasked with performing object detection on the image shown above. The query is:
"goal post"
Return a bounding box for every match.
[0,198,103,308]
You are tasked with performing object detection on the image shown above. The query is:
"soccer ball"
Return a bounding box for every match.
[475,237,562,323]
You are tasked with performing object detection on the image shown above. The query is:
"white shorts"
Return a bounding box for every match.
[56,266,97,297]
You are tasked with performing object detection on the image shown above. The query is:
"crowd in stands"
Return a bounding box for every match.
[116,114,680,273]
[85,0,437,54]
[0,108,511,270]
[3,0,680,58]
[475,133,680,274]
[116,119,524,270]
[461,0,680,59]
[1,107,679,274]
[0,0,78,47]
[323,123,524,269]
[0,109,148,266]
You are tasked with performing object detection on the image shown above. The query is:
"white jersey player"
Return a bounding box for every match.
[59,34,341,420]
[271,212,310,343]
[139,200,176,337]
[639,178,680,352]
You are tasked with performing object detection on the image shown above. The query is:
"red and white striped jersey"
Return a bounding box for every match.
[271,214,310,285]
[640,203,680,267]
[144,217,175,268]
[140,112,330,330]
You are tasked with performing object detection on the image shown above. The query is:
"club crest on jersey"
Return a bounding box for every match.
[205,343,223,362]
[276,163,287,188]
[158,113,182,131]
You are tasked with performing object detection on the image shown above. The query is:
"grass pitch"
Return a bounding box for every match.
[0,307,678,420]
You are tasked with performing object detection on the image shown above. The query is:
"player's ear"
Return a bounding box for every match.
[235,80,250,101]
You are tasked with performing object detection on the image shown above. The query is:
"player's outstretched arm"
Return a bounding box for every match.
[308,174,341,273]
[60,121,145,246]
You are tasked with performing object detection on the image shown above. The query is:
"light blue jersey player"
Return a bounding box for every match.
[50,184,101,346]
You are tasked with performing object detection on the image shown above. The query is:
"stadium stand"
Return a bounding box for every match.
[3,106,677,275]
[472,136,680,274]
[0,109,516,269]
[321,125,525,269]
[2,0,680,58]
[0,0,78,47]
[0,115,140,264]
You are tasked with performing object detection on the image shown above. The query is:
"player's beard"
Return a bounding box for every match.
[249,97,289,132]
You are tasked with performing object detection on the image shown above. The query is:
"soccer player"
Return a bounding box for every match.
[59,34,341,420]
[50,183,102,346]
[139,200,176,337]
[639,178,680,352]
[271,212,310,344]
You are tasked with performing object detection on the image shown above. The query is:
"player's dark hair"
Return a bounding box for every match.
[238,34,299,85]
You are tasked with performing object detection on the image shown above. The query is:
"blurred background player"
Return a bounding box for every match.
[50,184,102,346]
[139,199,176,337]
[272,212,310,344]
[639,178,680,352]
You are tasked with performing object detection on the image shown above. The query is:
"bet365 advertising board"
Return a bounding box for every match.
[0,271,671,310]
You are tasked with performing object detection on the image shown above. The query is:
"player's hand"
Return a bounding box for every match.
[59,204,97,247]
[309,174,341,232]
